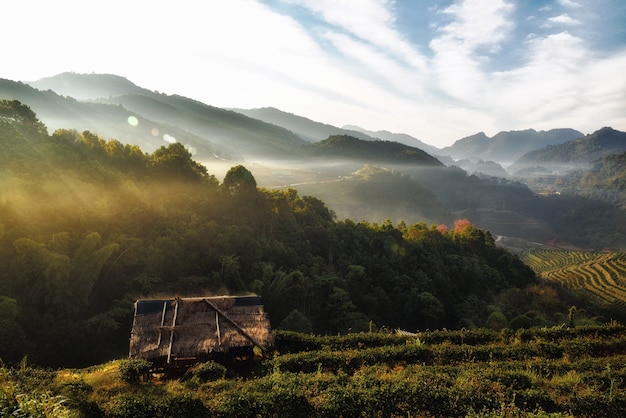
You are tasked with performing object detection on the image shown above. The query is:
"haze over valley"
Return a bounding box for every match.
[2,72,625,252]
[2,2,626,413]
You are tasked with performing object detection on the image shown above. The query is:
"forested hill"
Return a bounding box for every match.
[511,127,626,174]
[581,151,626,199]
[1,74,308,160]
[442,128,584,163]
[308,134,443,166]
[0,99,590,368]
[231,107,380,143]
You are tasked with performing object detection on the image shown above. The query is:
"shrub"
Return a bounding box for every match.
[167,394,207,417]
[189,361,227,382]
[108,394,165,418]
[213,392,261,417]
[117,359,151,384]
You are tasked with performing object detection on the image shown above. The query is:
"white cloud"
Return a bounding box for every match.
[1,0,624,146]
[558,0,581,8]
[547,13,581,26]
[434,0,514,49]
[284,0,428,71]
[428,0,515,101]
[482,30,626,134]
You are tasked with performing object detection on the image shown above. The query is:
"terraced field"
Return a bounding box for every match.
[520,248,626,303]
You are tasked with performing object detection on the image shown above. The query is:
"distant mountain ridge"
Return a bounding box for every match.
[510,127,626,175]
[0,77,203,154]
[307,134,443,166]
[29,72,146,100]
[1,73,307,160]
[231,107,377,143]
[2,72,599,169]
[342,125,441,157]
[442,128,584,164]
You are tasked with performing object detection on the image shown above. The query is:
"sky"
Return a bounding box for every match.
[2,0,625,147]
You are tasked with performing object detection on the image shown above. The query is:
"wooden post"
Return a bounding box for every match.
[157,301,167,346]
[216,311,221,346]
[203,299,266,352]
[167,299,180,364]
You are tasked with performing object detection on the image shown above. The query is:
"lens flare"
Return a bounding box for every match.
[151,128,160,136]
[127,116,139,127]
[163,134,176,143]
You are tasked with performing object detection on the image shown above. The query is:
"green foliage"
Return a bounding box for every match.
[149,142,208,181]
[2,326,626,416]
[117,358,151,384]
[222,164,257,194]
[0,103,616,369]
[520,248,626,312]
[189,361,227,382]
[309,134,442,166]
[108,393,166,418]
[278,309,314,333]
[0,99,47,135]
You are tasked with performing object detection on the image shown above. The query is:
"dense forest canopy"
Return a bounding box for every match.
[0,101,618,367]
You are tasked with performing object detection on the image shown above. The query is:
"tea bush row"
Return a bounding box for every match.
[275,324,626,355]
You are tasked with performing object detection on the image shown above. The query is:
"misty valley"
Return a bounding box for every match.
[1,74,626,417]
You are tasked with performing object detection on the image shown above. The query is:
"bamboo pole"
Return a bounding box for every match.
[157,301,167,346]
[203,299,267,352]
[167,299,180,364]
[216,311,222,346]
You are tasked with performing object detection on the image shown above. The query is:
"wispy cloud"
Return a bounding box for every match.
[558,0,581,8]
[546,13,581,26]
[1,0,624,146]
[284,0,428,71]
[428,0,515,102]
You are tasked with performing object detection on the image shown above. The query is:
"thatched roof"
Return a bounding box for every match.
[129,296,274,364]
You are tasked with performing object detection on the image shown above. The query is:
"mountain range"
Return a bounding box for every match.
[2,72,625,250]
[509,127,626,176]
[441,129,585,165]
[0,72,596,166]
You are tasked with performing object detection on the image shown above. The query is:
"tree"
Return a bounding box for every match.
[0,100,47,135]
[12,233,118,317]
[149,142,208,180]
[0,295,27,363]
[414,291,445,329]
[222,165,257,195]
[278,309,313,333]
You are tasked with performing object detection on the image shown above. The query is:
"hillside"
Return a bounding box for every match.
[29,72,147,100]
[4,326,626,417]
[3,74,626,250]
[520,248,626,307]
[2,73,308,160]
[231,106,379,143]
[100,94,308,159]
[295,165,453,225]
[579,151,626,206]
[518,150,626,209]
[510,127,626,175]
[341,124,441,156]
[442,128,584,164]
[4,101,571,368]
[0,78,227,158]
[306,134,443,166]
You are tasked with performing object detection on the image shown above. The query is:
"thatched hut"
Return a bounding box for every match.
[129,295,273,367]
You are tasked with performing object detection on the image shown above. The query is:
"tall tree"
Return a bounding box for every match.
[222,165,257,195]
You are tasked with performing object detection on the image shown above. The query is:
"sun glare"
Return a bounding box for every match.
[127,116,139,127]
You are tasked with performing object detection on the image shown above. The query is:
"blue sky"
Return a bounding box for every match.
[2,0,625,147]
